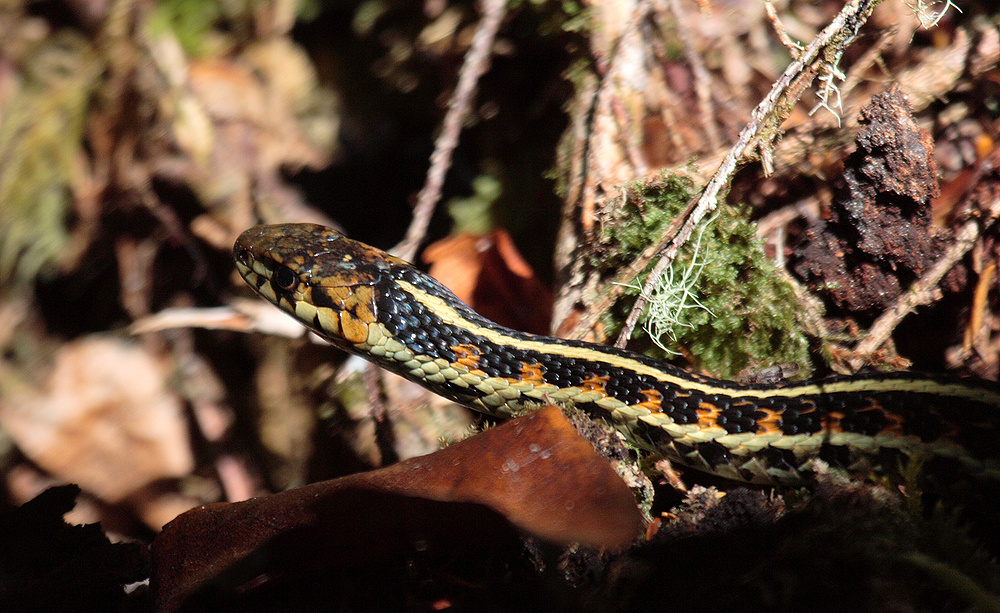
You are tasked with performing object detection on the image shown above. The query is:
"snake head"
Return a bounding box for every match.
[234,223,408,348]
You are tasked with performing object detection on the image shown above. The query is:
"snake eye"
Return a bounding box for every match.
[272,265,299,292]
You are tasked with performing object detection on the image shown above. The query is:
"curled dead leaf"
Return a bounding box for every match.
[152,406,643,611]
[423,230,553,335]
[0,337,193,503]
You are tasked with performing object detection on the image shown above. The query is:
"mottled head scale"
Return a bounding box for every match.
[234,223,410,348]
[234,223,408,286]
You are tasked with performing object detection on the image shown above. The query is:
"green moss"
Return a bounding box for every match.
[148,0,226,56]
[590,173,696,272]
[149,0,299,56]
[558,0,592,33]
[671,205,811,377]
[0,32,101,289]
[597,174,813,378]
[447,174,500,235]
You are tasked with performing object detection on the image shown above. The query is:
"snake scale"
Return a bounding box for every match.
[235,223,1000,484]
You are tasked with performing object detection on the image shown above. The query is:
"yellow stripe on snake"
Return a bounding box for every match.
[234,223,1000,484]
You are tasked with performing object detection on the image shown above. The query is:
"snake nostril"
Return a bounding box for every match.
[235,246,251,266]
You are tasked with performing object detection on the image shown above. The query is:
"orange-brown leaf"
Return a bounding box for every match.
[151,406,642,611]
[423,230,553,334]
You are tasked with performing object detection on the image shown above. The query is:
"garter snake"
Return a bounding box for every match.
[234,223,1000,484]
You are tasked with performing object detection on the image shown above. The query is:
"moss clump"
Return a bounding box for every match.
[591,174,695,273]
[0,33,101,289]
[669,205,811,377]
[598,175,813,378]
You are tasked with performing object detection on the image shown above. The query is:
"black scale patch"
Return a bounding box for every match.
[309,286,340,310]
[768,401,824,435]
[374,272,716,423]
[695,441,734,466]
[713,403,766,434]
[817,444,851,469]
[376,279,480,358]
[759,446,801,472]
[376,266,1000,462]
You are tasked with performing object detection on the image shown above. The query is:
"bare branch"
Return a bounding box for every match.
[614,0,882,349]
[393,0,507,262]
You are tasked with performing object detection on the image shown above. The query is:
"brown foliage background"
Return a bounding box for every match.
[2,0,1000,610]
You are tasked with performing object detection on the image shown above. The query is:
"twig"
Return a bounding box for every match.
[564,192,695,341]
[669,0,721,150]
[765,0,803,56]
[610,93,650,177]
[848,198,1000,370]
[392,0,507,262]
[614,0,882,349]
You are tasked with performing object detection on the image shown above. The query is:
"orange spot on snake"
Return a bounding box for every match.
[754,407,783,435]
[353,302,375,324]
[351,285,375,308]
[331,286,352,302]
[452,344,485,373]
[633,389,663,414]
[339,311,368,344]
[580,375,609,392]
[697,401,721,429]
[518,362,547,386]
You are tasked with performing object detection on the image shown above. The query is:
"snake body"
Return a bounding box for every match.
[235,223,1000,484]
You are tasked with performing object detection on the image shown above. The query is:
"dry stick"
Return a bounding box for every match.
[565,194,695,342]
[669,0,721,151]
[359,0,505,428]
[765,0,803,56]
[848,199,1000,370]
[613,0,882,349]
[392,0,507,262]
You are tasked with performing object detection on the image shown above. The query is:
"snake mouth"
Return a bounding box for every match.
[234,225,384,347]
[232,243,274,296]
[233,227,275,289]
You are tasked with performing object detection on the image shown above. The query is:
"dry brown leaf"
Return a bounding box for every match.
[0,337,193,503]
[367,405,642,542]
[186,54,328,173]
[152,406,643,611]
[146,31,334,235]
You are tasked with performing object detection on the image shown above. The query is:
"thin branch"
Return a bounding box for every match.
[848,198,1000,370]
[565,192,695,341]
[765,0,803,56]
[669,0,721,150]
[614,0,882,349]
[392,0,507,262]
